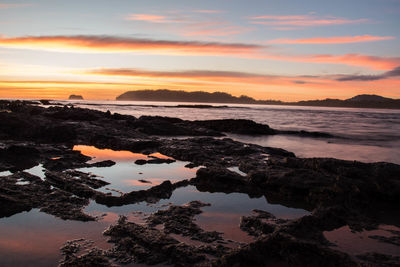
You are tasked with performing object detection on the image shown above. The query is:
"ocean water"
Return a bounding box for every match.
[62,100,400,164]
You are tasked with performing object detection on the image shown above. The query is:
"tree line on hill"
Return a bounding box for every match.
[116,89,400,109]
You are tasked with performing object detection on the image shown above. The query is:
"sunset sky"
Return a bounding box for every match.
[0,0,399,101]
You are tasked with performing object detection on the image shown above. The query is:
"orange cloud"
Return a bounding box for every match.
[85,68,269,79]
[125,14,168,23]
[0,35,398,70]
[125,14,177,23]
[249,14,369,28]
[125,13,190,24]
[269,35,395,44]
[0,35,262,55]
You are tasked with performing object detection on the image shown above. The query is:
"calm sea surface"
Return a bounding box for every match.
[62,100,400,164]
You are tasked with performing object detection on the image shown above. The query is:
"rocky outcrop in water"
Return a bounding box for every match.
[68,95,84,100]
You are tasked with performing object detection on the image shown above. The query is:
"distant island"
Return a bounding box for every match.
[116,90,400,109]
[69,94,84,100]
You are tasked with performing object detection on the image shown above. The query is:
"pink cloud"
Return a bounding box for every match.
[269,35,395,44]
[252,18,368,26]
[306,54,400,70]
[125,13,189,24]
[125,14,171,23]
[248,14,370,28]
[125,10,247,37]
[249,15,311,20]
[0,3,32,9]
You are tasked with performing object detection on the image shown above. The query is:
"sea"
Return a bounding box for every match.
[63,100,400,165]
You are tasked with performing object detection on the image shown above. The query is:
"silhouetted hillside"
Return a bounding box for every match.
[116,90,400,109]
[295,94,400,109]
[346,94,391,102]
[117,89,282,104]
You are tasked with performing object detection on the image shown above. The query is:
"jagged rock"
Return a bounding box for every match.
[357,253,400,266]
[103,216,219,266]
[216,232,358,267]
[0,172,94,221]
[147,201,223,243]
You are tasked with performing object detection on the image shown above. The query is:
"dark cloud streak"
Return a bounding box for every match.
[86,68,272,78]
[337,66,400,81]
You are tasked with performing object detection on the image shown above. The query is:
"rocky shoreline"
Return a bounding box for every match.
[0,100,399,266]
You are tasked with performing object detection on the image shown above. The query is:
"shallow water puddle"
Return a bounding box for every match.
[74,145,149,163]
[76,145,309,244]
[324,225,400,256]
[73,145,197,194]
[170,186,309,243]
[1,164,46,180]
[0,145,310,266]
[85,185,310,244]
[25,164,46,180]
[0,209,111,267]
[227,166,247,176]
[0,170,12,176]
[15,179,30,185]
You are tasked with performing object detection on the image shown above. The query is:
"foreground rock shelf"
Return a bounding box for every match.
[0,100,399,266]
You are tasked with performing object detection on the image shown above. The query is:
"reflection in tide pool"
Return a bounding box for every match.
[172,186,309,242]
[0,145,310,266]
[74,145,197,194]
[76,145,309,243]
[0,209,111,267]
[324,225,400,256]
[85,185,309,243]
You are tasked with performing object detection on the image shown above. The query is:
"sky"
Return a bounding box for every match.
[0,0,399,101]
